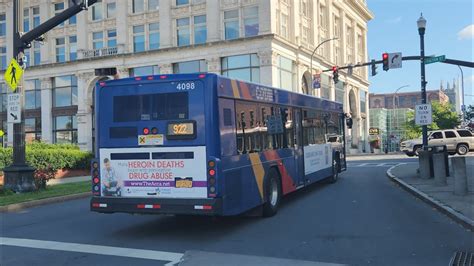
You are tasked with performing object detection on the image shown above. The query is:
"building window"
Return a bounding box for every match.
[346,25,354,64]
[106,2,116,18]
[335,82,344,103]
[224,10,239,40]
[69,36,77,61]
[54,116,77,144]
[177,18,190,46]
[129,65,160,76]
[277,56,294,91]
[107,29,117,48]
[301,0,309,17]
[149,0,159,10]
[177,0,189,6]
[280,12,288,39]
[25,79,41,110]
[93,31,104,49]
[360,90,367,113]
[0,13,6,36]
[149,23,160,49]
[133,0,145,13]
[92,0,103,21]
[0,83,7,112]
[194,15,206,44]
[53,75,78,107]
[23,8,30,32]
[25,118,41,143]
[54,3,65,27]
[133,25,145,52]
[33,7,40,28]
[173,60,207,73]
[0,47,6,70]
[320,74,331,99]
[33,42,41,65]
[333,14,341,65]
[221,54,259,83]
[243,6,258,37]
[55,37,66,63]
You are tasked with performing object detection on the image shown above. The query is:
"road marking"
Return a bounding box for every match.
[358,163,368,167]
[376,163,386,167]
[0,237,183,266]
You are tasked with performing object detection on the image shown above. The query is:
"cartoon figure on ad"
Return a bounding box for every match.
[102,158,122,197]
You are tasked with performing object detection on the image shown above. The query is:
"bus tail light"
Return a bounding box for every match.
[135,77,142,81]
[143,127,150,135]
[207,159,218,198]
[92,203,107,208]
[194,205,212,210]
[147,76,154,80]
[159,75,167,79]
[151,127,158,134]
[198,74,206,78]
[91,159,100,196]
[137,204,161,209]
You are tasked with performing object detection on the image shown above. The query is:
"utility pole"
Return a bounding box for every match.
[417,14,428,150]
[3,0,98,193]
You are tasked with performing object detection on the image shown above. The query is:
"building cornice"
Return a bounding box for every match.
[347,0,374,22]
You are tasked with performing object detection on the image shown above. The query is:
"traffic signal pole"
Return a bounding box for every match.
[4,0,97,193]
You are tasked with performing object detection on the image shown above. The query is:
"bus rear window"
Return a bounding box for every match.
[113,92,188,122]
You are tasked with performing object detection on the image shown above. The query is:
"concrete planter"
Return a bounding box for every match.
[374,148,381,154]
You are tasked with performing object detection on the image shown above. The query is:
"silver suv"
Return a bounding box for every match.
[400,129,474,156]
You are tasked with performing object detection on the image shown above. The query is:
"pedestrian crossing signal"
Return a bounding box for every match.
[4,59,24,91]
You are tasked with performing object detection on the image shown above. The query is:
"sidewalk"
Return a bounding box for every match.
[387,156,474,229]
[48,175,89,185]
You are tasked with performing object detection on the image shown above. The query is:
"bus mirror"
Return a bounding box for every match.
[346,118,353,129]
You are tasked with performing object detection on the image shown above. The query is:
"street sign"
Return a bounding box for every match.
[7,93,21,124]
[0,130,4,137]
[388,52,402,69]
[425,55,446,65]
[312,74,321,89]
[369,128,380,135]
[3,59,24,91]
[415,104,432,126]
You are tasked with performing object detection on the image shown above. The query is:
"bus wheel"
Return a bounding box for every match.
[262,169,281,217]
[328,157,339,184]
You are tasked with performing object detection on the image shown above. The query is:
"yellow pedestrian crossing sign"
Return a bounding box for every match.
[4,58,23,92]
[0,130,4,137]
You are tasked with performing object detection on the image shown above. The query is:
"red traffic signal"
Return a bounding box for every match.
[332,66,339,84]
[382,53,389,71]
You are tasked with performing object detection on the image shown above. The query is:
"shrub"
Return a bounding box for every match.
[0,143,93,171]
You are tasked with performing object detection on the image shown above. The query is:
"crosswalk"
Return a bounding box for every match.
[347,162,400,167]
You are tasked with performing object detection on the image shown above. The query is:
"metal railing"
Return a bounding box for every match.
[78,47,118,59]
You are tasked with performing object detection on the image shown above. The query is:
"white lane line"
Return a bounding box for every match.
[0,237,183,265]
[376,163,386,167]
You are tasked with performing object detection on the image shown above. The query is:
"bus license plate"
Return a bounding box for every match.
[175,178,193,188]
[138,134,164,146]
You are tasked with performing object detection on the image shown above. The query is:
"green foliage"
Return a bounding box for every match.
[404,101,461,139]
[0,142,92,171]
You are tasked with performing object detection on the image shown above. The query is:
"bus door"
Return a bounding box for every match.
[293,108,305,186]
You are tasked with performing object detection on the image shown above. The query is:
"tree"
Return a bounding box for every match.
[404,101,460,139]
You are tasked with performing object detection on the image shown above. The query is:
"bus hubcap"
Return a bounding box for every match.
[270,178,278,206]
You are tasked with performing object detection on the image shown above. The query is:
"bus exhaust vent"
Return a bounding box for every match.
[450,251,474,266]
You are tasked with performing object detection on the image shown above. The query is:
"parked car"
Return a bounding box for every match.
[400,129,474,156]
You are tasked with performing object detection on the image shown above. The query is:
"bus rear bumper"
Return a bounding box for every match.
[90,196,222,216]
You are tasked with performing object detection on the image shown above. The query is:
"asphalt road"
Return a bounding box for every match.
[1,155,473,266]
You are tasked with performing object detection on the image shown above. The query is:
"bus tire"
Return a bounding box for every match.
[328,156,339,184]
[262,168,282,217]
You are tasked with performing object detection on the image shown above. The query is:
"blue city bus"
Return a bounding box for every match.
[90,73,346,217]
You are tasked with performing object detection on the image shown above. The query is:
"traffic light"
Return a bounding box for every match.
[332,66,339,84]
[382,53,389,71]
[371,59,378,76]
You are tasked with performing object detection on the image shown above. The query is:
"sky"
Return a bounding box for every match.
[366,0,474,107]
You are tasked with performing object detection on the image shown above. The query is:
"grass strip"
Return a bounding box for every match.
[0,181,90,206]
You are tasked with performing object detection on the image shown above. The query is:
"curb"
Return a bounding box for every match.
[386,164,474,231]
[0,192,91,213]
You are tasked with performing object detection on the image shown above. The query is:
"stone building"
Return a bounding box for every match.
[0,0,373,151]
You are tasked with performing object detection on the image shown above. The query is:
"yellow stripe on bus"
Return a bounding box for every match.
[249,153,265,200]
[231,79,241,98]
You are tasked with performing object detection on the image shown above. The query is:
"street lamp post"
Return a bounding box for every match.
[458,65,465,121]
[309,37,338,94]
[417,14,428,150]
[390,85,409,152]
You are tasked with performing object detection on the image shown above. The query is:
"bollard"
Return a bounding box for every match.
[432,153,447,186]
[418,150,431,179]
[452,157,468,196]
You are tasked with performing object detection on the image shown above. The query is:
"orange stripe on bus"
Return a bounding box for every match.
[239,81,252,99]
[249,153,265,200]
[231,80,241,98]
